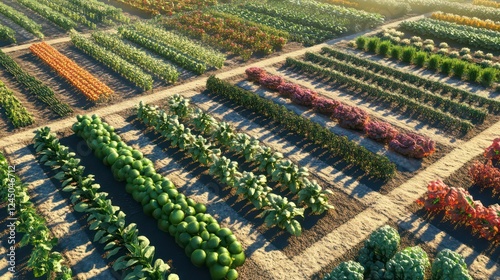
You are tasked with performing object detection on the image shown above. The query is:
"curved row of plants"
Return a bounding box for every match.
[117,27,207,75]
[33,126,179,280]
[137,100,320,237]
[354,36,498,87]
[285,57,473,134]
[0,49,72,117]
[0,153,72,279]
[431,12,500,32]
[91,31,179,83]
[322,225,472,280]
[206,76,396,180]
[17,0,77,30]
[30,42,114,102]
[70,31,153,90]
[163,11,288,61]
[0,80,34,127]
[122,23,225,69]
[211,4,335,46]
[399,18,500,51]
[0,24,15,43]
[72,114,245,280]
[245,67,436,159]
[304,51,487,123]
[165,94,334,214]
[0,2,43,38]
[321,46,500,113]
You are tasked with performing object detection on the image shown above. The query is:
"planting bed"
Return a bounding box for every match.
[1,1,500,280]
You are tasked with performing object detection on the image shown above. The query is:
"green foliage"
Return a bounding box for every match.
[467,64,481,82]
[390,46,402,59]
[323,261,364,280]
[414,51,427,67]
[440,58,453,75]
[480,68,497,87]
[367,37,380,53]
[356,36,367,49]
[384,246,430,280]
[431,249,472,280]
[17,0,77,30]
[452,60,467,78]
[0,81,34,128]
[0,24,15,43]
[0,2,43,38]
[358,225,400,277]
[378,41,391,56]
[401,46,416,63]
[263,194,304,236]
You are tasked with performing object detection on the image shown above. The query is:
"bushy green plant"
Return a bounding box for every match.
[378,41,391,56]
[323,261,364,280]
[440,59,453,75]
[427,55,441,70]
[452,60,467,78]
[401,47,416,63]
[480,68,497,87]
[367,37,380,53]
[431,249,472,280]
[384,246,430,280]
[356,36,367,49]
[358,225,400,278]
[390,46,402,59]
[414,51,427,67]
[467,65,481,82]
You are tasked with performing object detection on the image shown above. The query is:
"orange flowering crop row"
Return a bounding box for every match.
[473,0,500,8]
[30,42,113,102]
[431,12,500,31]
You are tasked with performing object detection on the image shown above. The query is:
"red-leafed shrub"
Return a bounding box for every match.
[484,138,500,161]
[291,88,318,106]
[389,133,436,159]
[277,82,302,97]
[333,104,370,130]
[312,97,340,115]
[245,67,267,81]
[258,74,284,90]
[469,161,500,194]
[364,121,399,143]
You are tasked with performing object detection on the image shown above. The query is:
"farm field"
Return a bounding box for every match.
[0,1,500,280]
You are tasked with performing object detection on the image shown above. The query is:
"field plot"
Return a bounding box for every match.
[1,1,500,280]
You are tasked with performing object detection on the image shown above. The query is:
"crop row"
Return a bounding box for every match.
[66,0,128,23]
[112,0,216,15]
[0,24,15,43]
[117,27,207,75]
[400,18,500,51]
[355,36,498,87]
[35,0,97,29]
[137,101,320,237]
[473,0,500,9]
[207,76,396,180]
[163,11,288,60]
[402,0,500,21]
[0,80,34,127]
[72,114,245,279]
[247,0,383,32]
[247,67,436,159]
[324,0,411,18]
[123,23,225,69]
[322,225,472,280]
[305,51,487,123]
[0,49,72,116]
[212,4,342,46]
[0,2,43,38]
[0,153,72,279]
[285,57,473,134]
[321,46,500,113]
[33,127,179,280]
[92,31,179,83]
[165,94,334,213]
[431,12,500,32]
[469,138,500,194]
[70,31,153,90]
[17,0,77,30]
[30,42,113,102]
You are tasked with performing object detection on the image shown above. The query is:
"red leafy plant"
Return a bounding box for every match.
[258,74,284,90]
[333,104,370,130]
[246,67,267,81]
[469,161,500,194]
[389,133,436,159]
[277,82,303,97]
[312,97,340,114]
[291,88,318,106]
[364,121,398,143]
[484,137,500,161]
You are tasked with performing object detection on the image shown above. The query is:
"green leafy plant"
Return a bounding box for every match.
[384,246,430,280]
[431,249,472,280]
[357,225,400,278]
[297,179,334,215]
[263,194,304,236]
[236,172,271,209]
[323,261,364,280]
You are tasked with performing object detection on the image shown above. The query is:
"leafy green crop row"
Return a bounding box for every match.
[72,114,245,279]
[0,24,15,43]
[33,127,178,280]
[118,27,207,75]
[286,57,473,134]
[0,153,72,279]
[70,31,153,90]
[322,46,500,113]
[35,0,96,29]
[0,49,72,117]
[92,31,178,83]
[67,0,128,23]
[305,52,487,123]
[400,18,500,51]
[206,76,396,180]
[0,2,43,38]
[122,23,225,69]
[17,0,77,30]
[0,80,34,128]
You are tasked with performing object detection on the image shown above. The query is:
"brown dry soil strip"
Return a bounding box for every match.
[2,144,115,280]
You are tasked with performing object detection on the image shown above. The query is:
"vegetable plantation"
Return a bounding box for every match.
[0,0,499,280]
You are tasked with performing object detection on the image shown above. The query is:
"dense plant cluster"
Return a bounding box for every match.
[403,0,500,21]
[33,127,178,280]
[30,42,114,102]
[17,0,77,30]
[0,24,15,43]
[0,80,34,128]
[0,153,72,279]
[207,76,396,179]
[431,12,500,32]
[112,0,217,15]
[72,114,244,279]
[0,2,43,38]
[469,138,500,193]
